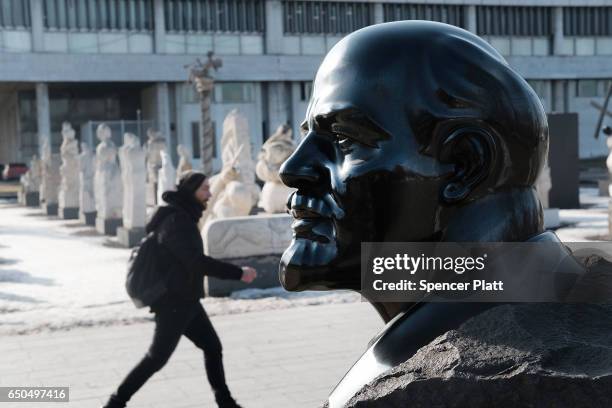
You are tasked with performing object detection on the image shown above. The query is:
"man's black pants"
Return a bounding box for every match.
[114,301,231,403]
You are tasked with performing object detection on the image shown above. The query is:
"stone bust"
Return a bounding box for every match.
[278,21,556,407]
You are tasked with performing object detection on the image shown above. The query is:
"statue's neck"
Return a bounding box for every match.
[368,187,543,323]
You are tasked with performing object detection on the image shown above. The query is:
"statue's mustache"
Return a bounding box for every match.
[287,192,345,221]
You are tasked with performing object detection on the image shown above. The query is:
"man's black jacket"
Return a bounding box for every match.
[146,190,242,307]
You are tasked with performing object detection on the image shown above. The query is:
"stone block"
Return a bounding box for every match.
[240,35,264,55]
[186,34,212,55]
[301,36,326,55]
[2,30,32,52]
[98,33,128,53]
[203,214,292,258]
[80,211,96,226]
[345,304,612,408]
[60,207,79,220]
[128,33,153,53]
[95,217,122,236]
[43,202,58,216]
[117,227,146,248]
[24,192,39,207]
[206,254,282,297]
[43,32,69,53]
[282,36,300,55]
[202,214,293,296]
[214,35,240,55]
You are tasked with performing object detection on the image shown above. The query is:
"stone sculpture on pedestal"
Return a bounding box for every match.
[94,123,123,235]
[117,133,147,247]
[255,124,296,213]
[40,139,61,216]
[278,21,602,407]
[145,129,166,206]
[58,122,80,219]
[157,149,176,206]
[19,155,42,206]
[201,109,260,226]
[175,144,193,183]
[78,142,96,225]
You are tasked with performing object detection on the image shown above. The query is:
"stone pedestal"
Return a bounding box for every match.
[543,208,560,229]
[42,202,58,216]
[202,213,292,296]
[80,211,96,226]
[117,227,146,248]
[60,207,79,220]
[95,217,122,236]
[24,191,39,207]
[599,179,610,197]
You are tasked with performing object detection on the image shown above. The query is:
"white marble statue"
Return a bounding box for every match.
[40,139,61,205]
[58,122,80,211]
[202,109,261,224]
[119,133,146,229]
[535,155,552,209]
[78,142,96,215]
[176,144,193,184]
[21,155,42,193]
[256,124,296,213]
[94,123,123,220]
[157,149,176,206]
[146,128,166,206]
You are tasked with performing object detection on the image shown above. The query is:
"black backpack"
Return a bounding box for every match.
[125,231,169,308]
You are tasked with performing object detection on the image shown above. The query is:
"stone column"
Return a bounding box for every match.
[373,3,384,25]
[29,0,44,51]
[156,82,171,145]
[153,0,166,53]
[189,53,222,175]
[266,82,292,135]
[553,7,564,56]
[265,0,283,54]
[36,83,51,157]
[466,5,477,34]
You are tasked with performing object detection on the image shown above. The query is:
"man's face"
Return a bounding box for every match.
[194,179,212,207]
[279,37,453,292]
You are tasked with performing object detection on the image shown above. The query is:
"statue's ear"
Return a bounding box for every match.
[436,125,496,204]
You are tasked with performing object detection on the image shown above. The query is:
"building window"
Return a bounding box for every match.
[576,80,601,98]
[299,82,312,101]
[283,1,373,35]
[164,0,264,33]
[0,0,31,28]
[564,7,612,36]
[213,83,254,104]
[383,3,465,28]
[477,6,552,36]
[43,0,154,31]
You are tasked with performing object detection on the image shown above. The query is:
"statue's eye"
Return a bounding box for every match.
[335,134,355,154]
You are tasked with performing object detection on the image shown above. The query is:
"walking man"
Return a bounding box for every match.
[103,171,257,408]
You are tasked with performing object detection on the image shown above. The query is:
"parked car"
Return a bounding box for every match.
[2,163,28,181]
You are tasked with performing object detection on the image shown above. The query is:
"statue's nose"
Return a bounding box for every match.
[279,133,330,191]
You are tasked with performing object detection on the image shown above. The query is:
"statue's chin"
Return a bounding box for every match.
[279,237,339,291]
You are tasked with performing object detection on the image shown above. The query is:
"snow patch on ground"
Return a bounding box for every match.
[0,200,359,336]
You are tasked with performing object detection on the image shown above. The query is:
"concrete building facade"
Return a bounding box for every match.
[1,0,611,170]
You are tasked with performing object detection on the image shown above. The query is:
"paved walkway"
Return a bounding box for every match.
[0,302,382,408]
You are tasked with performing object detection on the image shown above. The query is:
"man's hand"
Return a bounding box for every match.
[241,266,257,283]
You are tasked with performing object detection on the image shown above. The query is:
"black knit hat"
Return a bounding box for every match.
[176,170,207,195]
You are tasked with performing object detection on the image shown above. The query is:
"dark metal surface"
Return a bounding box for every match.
[277,21,550,407]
